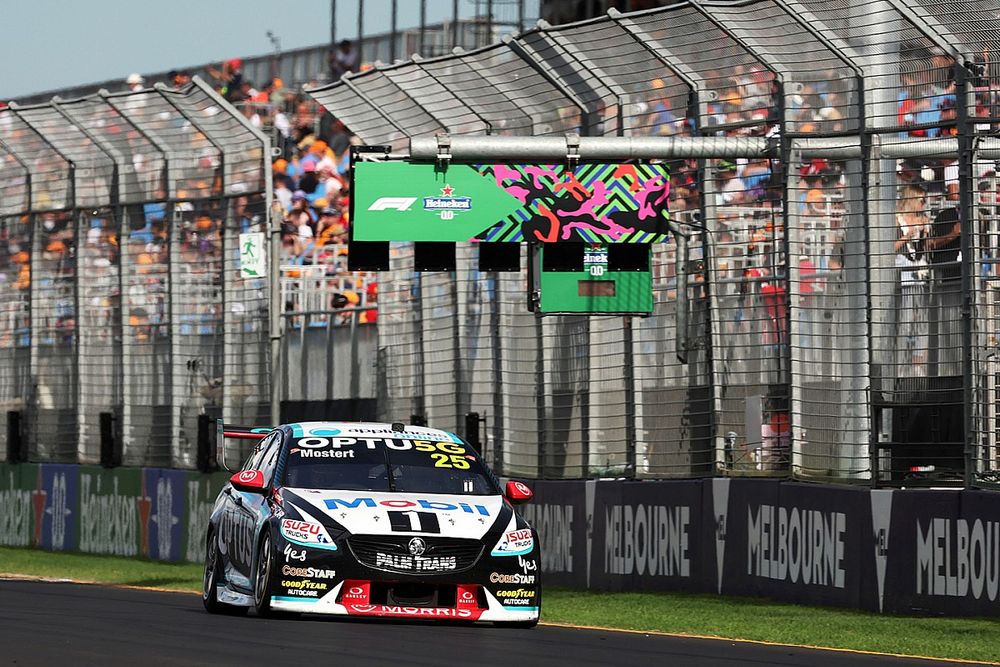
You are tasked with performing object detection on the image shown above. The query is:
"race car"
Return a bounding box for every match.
[202,420,540,626]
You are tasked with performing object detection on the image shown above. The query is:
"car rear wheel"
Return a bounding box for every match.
[203,530,247,615]
[253,532,274,617]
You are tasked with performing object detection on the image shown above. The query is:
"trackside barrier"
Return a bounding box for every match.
[519,478,1000,616]
[0,462,228,563]
[2,460,998,616]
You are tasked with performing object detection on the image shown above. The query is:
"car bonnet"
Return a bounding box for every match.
[285,488,506,540]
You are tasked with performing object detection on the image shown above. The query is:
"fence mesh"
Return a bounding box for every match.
[307,0,1000,487]
[5,2,1000,488]
[0,79,270,469]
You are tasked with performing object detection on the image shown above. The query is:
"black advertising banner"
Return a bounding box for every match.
[714,478,780,598]
[516,480,589,588]
[882,489,998,616]
[718,479,874,610]
[589,480,707,592]
[957,491,1000,615]
[514,477,1000,617]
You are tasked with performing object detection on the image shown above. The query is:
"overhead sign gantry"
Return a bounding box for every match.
[348,141,670,316]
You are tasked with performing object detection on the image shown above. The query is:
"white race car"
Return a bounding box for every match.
[202,421,540,626]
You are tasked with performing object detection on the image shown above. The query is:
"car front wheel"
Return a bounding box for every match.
[203,530,247,615]
[253,532,275,617]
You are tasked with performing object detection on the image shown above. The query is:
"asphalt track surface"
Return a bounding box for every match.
[0,580,985,667]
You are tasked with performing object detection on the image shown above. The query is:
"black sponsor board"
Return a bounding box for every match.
[882,489,1000,616]
[716,480,874,610]
[516,477,1000,616]
[515,480,588,588]
[590,480,707,592]
[882,489,959,615]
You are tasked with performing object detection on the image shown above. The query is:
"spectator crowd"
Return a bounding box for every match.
[1,31,997,374]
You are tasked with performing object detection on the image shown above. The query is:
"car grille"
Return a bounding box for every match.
[348,535,484,574]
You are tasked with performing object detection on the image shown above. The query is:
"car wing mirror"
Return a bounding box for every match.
[505,480,533,505]
[230,469,267,494]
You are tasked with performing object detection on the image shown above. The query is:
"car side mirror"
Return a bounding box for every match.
[230,469,266,494]
[505,480,533,505]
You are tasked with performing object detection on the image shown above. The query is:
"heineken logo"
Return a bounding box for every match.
[423,184,471,219]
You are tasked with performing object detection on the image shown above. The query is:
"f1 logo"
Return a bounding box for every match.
[368,197,417,211]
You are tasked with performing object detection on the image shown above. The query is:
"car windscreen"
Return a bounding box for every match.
[282,435,499,495]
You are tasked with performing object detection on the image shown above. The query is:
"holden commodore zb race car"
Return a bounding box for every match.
[202,421,540,626]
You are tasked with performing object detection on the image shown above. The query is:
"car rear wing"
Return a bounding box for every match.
[216,419,273,471]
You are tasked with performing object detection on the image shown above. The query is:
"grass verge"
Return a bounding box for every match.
[0,546,202,593]
[1,547,998,663]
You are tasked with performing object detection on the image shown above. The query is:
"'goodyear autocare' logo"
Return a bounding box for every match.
[423,184,471,220]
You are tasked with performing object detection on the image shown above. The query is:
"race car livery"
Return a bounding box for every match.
[202,421,540,626]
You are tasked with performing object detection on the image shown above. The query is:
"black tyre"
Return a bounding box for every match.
[202,530,247,615]
[253,532,275,617]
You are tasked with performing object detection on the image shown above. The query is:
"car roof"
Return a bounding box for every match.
[283,421,461,442]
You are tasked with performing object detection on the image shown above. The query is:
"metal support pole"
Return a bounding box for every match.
[390,0,398,63]
[413,268,426,421]
[330,0,337,46]
[349,310,361,400]
[486,0,494,43]
[623,316,636,477]
[675,232,689,364]
[451,276,463,436]
[419,0,427,55]
[325,312,335,401]
[452,0,460,49]
[700,157,726,471]
[957,61,977,488]
[357,0,365,66]
[535,311,546,478]
[856,2,898,482]
[410,134,989,162]
[490,272,504,474]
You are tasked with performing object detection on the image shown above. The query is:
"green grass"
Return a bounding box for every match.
[0,546,202,593]
[2,547,998,663]
[542,588,1000,663]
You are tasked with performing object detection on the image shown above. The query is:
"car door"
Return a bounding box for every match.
[222,433,277,583]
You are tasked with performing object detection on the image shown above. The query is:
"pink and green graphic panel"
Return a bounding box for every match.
[352,162,670,243]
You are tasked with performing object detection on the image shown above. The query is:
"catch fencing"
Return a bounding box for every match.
[0,79,274,468]
[308,0,1000,488]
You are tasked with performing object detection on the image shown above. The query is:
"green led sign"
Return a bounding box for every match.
[539,246,654,315]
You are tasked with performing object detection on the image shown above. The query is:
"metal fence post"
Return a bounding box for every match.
[956,61,977,488]
[490,271,504,475]
[8,104,77,462]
